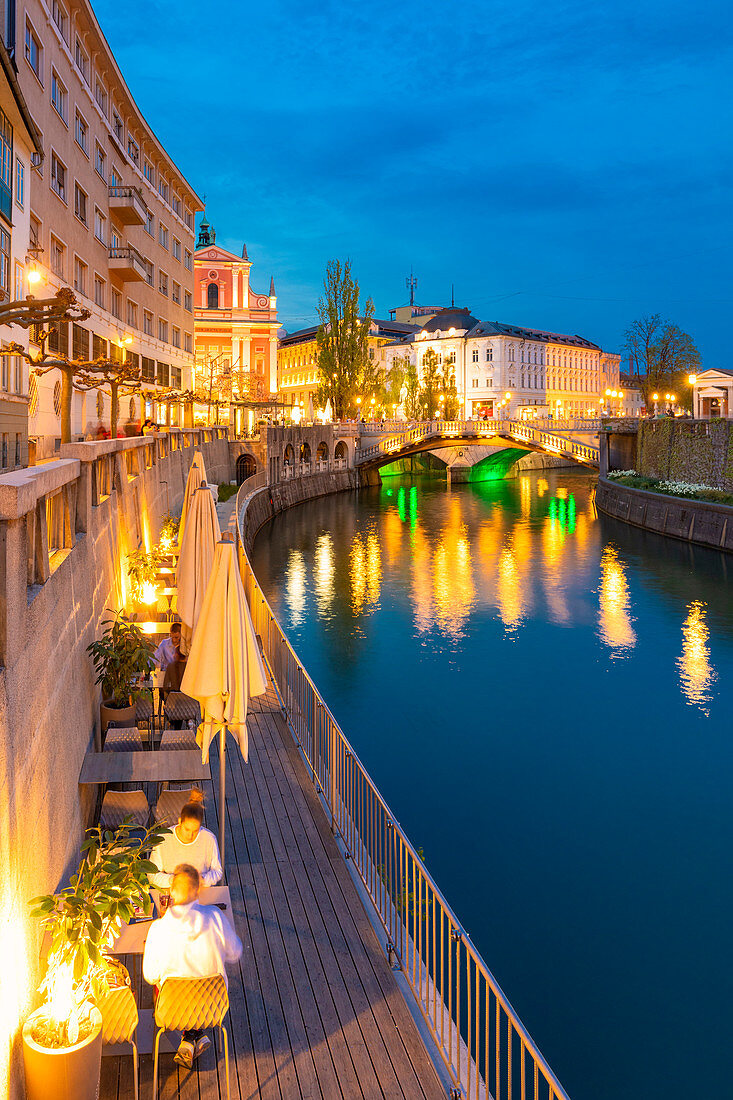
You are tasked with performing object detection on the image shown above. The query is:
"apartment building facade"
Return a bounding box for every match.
[15,0,202,456]
[385,308,621,419]
[0,32,44,469]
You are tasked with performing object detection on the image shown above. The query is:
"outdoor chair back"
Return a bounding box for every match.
[153,974,230,1099]
[97,979,139,1100]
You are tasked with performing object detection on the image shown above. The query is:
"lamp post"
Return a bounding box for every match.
[688,374,697,418]
[652,392,659,416]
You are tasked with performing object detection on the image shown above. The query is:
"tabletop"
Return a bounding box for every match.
[79,749,210,783]
[109,885,232,955]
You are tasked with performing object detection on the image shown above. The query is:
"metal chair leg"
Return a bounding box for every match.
[221,1024,230,1100]
[152,1027,163,1100]
[131,1038,139,1100]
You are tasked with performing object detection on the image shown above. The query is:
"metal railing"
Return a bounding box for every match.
[506,422,599,466]
[235,475,571,1100]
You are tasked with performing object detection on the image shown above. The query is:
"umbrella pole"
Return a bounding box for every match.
[219,725,226,879]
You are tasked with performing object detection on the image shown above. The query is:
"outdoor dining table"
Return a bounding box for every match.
[108,885,232,955]
[79,749,210,784]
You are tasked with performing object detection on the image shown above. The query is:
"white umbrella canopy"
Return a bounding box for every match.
[181,536,268,863]
[176,485,221,650]
[307,393,314,421]
[324,397,333,422]
[178,451,208,542]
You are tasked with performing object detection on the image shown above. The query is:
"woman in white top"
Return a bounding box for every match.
[150,791,222,889]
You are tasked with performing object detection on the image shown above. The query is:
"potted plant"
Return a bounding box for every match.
[87,610,155,732]
[126,546,163,605]
[158,513,179,552]
[25,820,168,1100]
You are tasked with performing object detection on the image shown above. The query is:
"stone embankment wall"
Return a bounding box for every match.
[240,468,358,554]
[0,429,231,1098]
[596,476,733,553]
[636,419,733,489]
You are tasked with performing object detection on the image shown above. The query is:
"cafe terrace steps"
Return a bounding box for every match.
[99,669,446,1100]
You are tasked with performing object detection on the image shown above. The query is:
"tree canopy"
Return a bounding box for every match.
[315,259,375,418]
[624,315,701,408]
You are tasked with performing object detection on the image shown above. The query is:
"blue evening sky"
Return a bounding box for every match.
[96,0,732,363]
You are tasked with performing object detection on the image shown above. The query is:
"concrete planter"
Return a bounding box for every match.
[100,701,137,735]
[22,1006,102,1100]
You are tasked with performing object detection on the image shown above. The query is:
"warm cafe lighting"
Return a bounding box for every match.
[688,374,697,385]
[652,393,659,401]
[141,581,158,604]
[27,268,41,286]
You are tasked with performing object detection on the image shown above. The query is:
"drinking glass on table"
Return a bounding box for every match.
[158,890,171,914]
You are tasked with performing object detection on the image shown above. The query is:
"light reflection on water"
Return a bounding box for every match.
[258,470,733,1100]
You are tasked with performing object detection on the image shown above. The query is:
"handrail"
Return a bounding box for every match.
[235,475,571,1100]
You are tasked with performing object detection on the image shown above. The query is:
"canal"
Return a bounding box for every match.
[250,469,733,1100]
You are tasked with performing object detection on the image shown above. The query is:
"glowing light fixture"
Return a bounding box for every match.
[27,267,41,286]
[688,374,697,385]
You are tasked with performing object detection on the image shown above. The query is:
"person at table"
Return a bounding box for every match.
[143,863,242,1069]
[150,791,222,889]
[154,622,182,671]
[162,646,187,694]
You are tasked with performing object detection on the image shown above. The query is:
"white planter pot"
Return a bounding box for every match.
[22,1006,102,1100]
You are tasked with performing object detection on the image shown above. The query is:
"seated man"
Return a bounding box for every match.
[150,791,222,889]
[154,622,182,672]
[143,863,242,1069]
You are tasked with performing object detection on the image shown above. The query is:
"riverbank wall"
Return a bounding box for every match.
[596,475,733,552]
[636,418,733,489]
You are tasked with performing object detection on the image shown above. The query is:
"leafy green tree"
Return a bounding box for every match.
[315,259,375,418]
[438,359,459,419]
[403,358,421,419]
[624,315,701,410]
[419,348,441,418]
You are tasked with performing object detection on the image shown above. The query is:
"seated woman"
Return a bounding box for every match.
[150,791,222,889]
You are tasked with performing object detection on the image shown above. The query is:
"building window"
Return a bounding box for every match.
[486,346,492,361]
[472,347,479,363]
[51,70,68,123]
[73,256,87,295]
[126,300,138,328]
[171,326,180,348]
[112,112,123,143]
[50,235,65,276]
[184,332,192,353]
[158,271,168,296]
[171,366,181,388]
[94,207,106,244]
[74,37,89,83]
[172,237,181,262]
[127,135,139,165]
[144,258,153,287]
[143,310,153,335]
[52,1,68,42]
[143,159,154,185]
[159,222,168,249]
[14,260,23,300]
[74,182,87,225]
[145,209,154,236]
[111,287,122,319]
[15,158,24,209]
[184,249,192,271]
[184,290,192,312]
[171,280,180,304]
[110,165,121,188]
[157,361,169,386]
[0,228,7,303]
[184,208,193,230]
[207,283,218,309]
[142,355,155,381]
[94,274,105,307]
[95,79,107,116]
[158,175,169,203]
[93,143,105,181]
[50,152,66,201]
[171,193,181,217]
[110,228,120,251]
[24,19,42,81]
[75,110,89,155]
[72,323,89,360]
[158,318,168,342]
[0,109,12,220]
[472,378,478,388]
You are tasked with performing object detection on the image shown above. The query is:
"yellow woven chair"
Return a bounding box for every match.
[152,974,230,1099]
[97,983,139,1100]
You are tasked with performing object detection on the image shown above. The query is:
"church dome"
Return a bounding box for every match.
[421,307,479,334]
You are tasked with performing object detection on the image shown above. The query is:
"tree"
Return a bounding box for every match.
[105,358,143,437]
[419,348,441,418]
[438,359,459,420]
[315,259,375,418]
[403,358,421,420]
[384,356,408,416]
[624,315,701,409]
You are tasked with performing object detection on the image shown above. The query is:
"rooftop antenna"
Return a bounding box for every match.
[406,268,418,307]
[451,283,455,308]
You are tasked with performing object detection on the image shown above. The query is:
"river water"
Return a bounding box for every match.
[250,470,733,1100]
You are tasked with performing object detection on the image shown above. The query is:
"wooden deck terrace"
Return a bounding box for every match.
[100,673,446,1100]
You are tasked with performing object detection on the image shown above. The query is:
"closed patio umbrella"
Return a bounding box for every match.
[178,451,208,542]
[181,534,267,863]
[176,485,221,650]
[324,397,333,422]
[307,393,314,422]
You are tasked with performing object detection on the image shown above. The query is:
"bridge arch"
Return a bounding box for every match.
[235,453,257,484]
[300,442,311,463]
[316,440,329,461]
[284,443,295,466]
[334,440,348,461]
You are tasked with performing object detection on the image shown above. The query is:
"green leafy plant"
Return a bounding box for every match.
[29,820,169,1048]
[217,482,237,503]
[159,513,180,549]
[87,610,155,708]
[126,547,162,604]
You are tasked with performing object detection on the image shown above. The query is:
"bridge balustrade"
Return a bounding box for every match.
[235,475,572,1100]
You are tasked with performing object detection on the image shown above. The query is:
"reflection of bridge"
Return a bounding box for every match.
[355,419,600,469]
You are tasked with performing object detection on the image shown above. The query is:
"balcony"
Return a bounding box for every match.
[108,244,147,282]
[108,185,147,225]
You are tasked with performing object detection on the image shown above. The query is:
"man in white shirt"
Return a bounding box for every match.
[150,792,222,889]
[154,622,182,671]
[143,864,242,1068]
